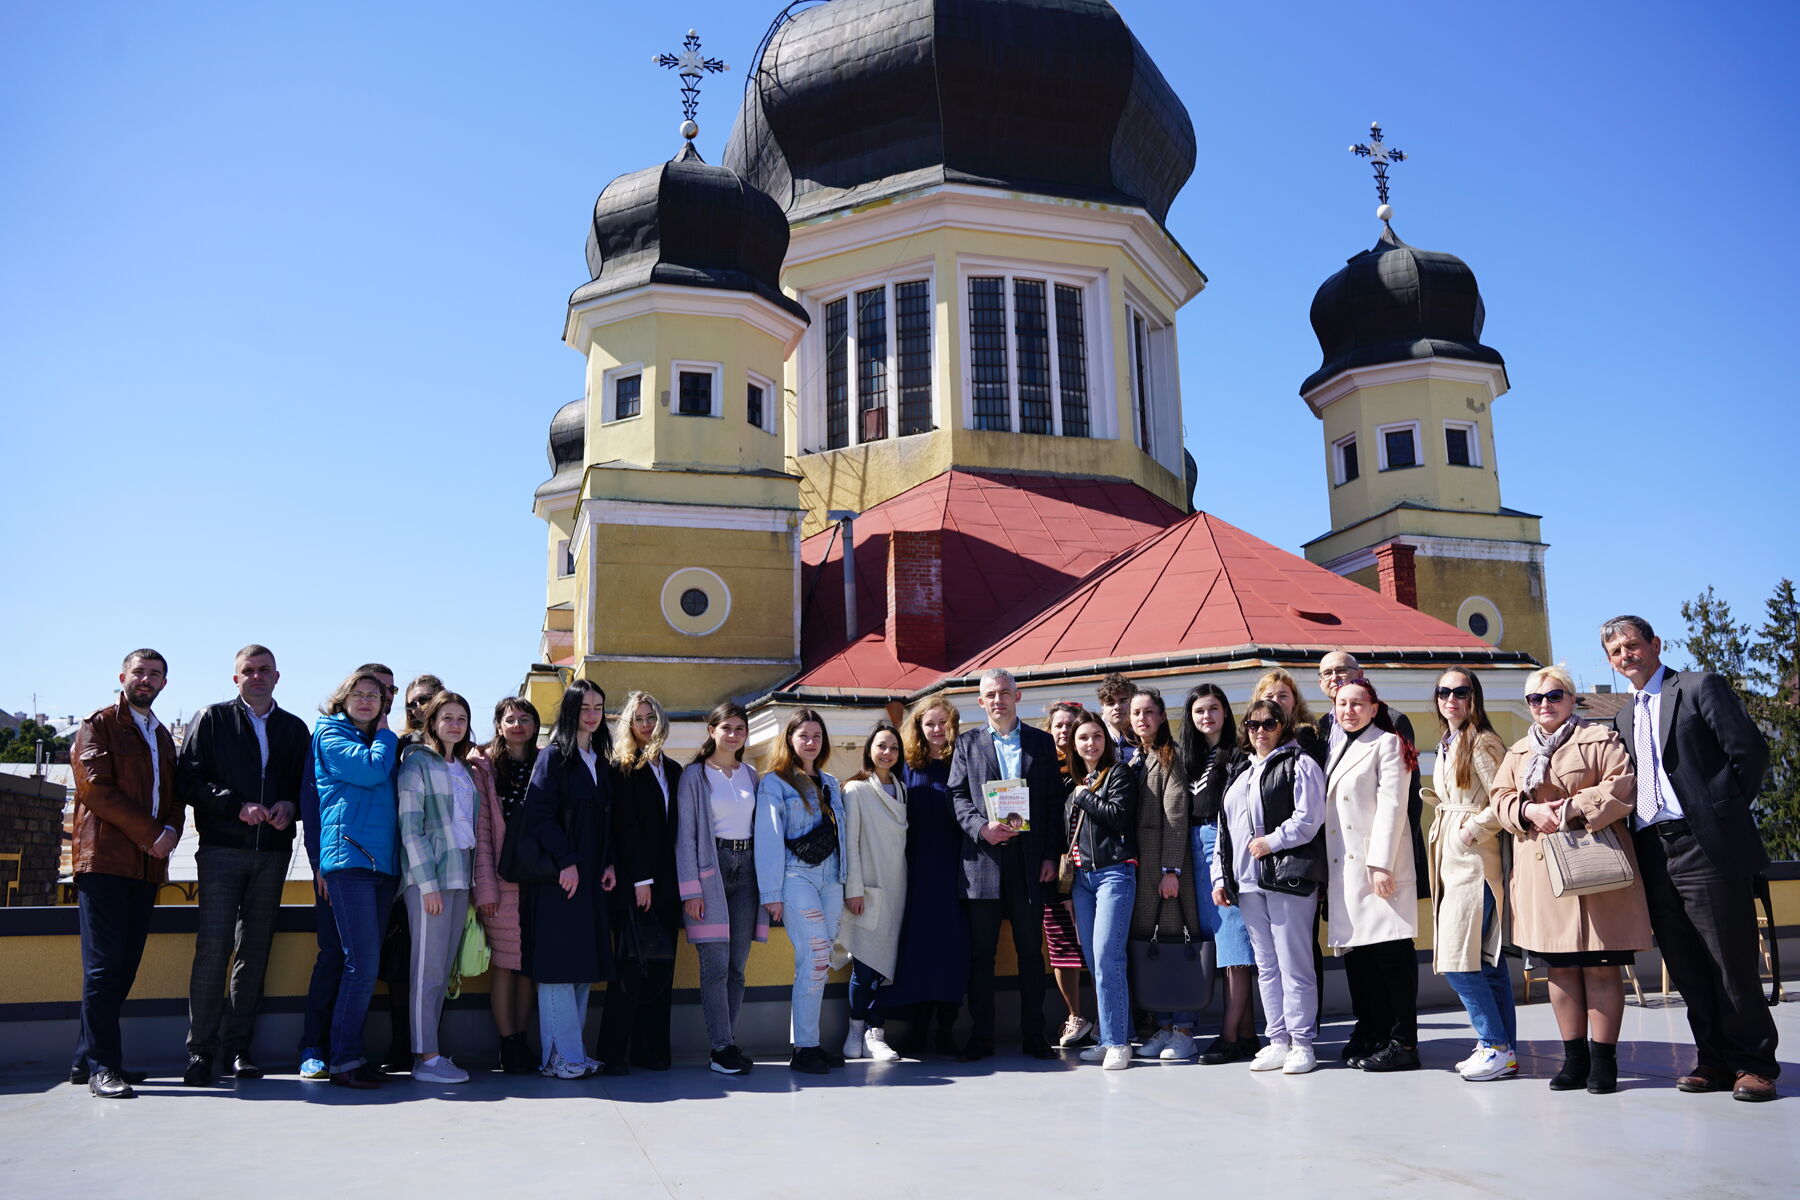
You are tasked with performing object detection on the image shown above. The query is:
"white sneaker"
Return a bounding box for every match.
[1454,1042,1484,1072]
[1159,1030,1199,1060]
[863,1026,901,1062]
[1079,1044,1108,1063]
[1102,1045,1132,1070]
[1460,1046,1516,1082]
[1249,1042,1291,1072]
[1281,1045,1317,1075]
[842,1019,867,1060]
[1058,1016,1095,1047]
[413,1056,469,1084]
[1137,1028,1174,1058]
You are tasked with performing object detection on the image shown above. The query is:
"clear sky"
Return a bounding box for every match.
[4,0,1796,729]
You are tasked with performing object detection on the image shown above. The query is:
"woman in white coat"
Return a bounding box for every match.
[836,722,909,1062]
[1324,678,1421,1072]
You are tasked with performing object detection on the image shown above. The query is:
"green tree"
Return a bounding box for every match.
[0,719,69,764]
[1747,579,1800,862]
[1676,585,1752,689]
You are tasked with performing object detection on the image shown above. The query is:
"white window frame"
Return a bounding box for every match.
[670,359,724,418]
[746,369,777,436]
[1376,419,1423,471]
[1123,290,1177,465]
[555,538,574,578]
[1443,419,1482,468]
[600,361,646,425]
[796,265,935,454]
[1332,432,1360,485]
[956,255,1113,441]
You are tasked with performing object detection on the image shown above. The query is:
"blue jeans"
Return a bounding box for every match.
[324,867,397,1073]
[782,861,843,1048]
[299,884,342,1061]
[537,982,594,1068]
[1444,888,1516,1048]
[1071,863,1135,1048]
[848,958,885,1025]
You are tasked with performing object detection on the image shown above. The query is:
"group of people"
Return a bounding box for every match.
[65,615,1779,1104]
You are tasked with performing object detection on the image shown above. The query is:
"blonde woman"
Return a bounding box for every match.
[1251,668,1326,766]
[1491,665,1650,1094]
[836,721,909,1062]
[597,690,681,1074]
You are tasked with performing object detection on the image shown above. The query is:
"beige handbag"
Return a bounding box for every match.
[1542,805,1635,898]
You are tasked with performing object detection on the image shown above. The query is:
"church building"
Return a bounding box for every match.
[524,0,1550,751]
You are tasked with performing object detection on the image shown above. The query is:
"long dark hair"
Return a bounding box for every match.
[848,720,902,784]
[1178,683,1235,776]
[549,679,605,761]
[1335,678,1420,773]
[1070,709,1118,781]
[1433,669,1501,789]
[1130,686,1176,769]
[692,700,750,765]
[483,696,541,761]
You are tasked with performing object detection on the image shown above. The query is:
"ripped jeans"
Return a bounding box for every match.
[781,859,843,1050]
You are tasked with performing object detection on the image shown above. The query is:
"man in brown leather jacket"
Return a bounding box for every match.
[70,649,183,1098]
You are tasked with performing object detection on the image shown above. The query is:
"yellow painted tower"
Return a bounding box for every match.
[1299,145,1550,664]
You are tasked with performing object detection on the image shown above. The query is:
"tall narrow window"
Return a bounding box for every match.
[969,276,1010,431]
[747,382,764,431]
[1444,421,1480,467]
[856,287,888,442]
[1334,433,1359,484]
[896,280,932,436]
[1054,284,1088,437]
[1013,280,1052,434]
[615,373,641,420]
[678,370,712,416]
[1132,311,1153,454]
[824,297,848,449]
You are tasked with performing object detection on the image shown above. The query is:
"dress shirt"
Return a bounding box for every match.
[988,721,1023,780]
[132,708,163,820]
[1631,666,1687,826]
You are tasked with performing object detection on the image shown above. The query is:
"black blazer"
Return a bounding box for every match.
[612,756,681,923]
[948,723,1065,903]
[1615,668,1770,878]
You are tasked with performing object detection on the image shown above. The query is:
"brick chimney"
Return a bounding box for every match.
[886,530,945,666]
[1373,542,1418,609]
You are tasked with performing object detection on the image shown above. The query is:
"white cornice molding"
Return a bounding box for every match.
[1302,357,1509,415]
[531,485,580,522]
[565,284,809,357]
[576,497,802,536]
[1321,534,1549,576]
[784,185,1206,312]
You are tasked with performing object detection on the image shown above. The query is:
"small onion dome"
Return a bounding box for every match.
[723,0,1195,225]
[537,396,586,499]
[1302,222,1505,395]
[572,142,807,323]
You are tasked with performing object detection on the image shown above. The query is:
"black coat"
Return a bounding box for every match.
[177,699,310,852]
[948,723,1065,903]
[1615,668,1771,878]
[611,756,682,929]
[519,746,615,984]
[1067,761,1136,870]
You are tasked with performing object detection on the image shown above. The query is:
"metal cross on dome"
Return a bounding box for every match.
[1349,121,1406,207]
[654,29,729,140]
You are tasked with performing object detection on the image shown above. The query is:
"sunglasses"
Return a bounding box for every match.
[1435,686,1473,701]
[1243,718,1282,733]
[1525,689,1569,707]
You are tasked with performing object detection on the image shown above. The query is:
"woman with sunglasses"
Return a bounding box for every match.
[1212,699,1326,1074]
[1426,671,1517,1081]
[1492,665,1649,1094]
[1250,668,1327,767]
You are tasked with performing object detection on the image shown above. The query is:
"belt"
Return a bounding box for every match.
[1642,818,1690,840]
[716,837,753,852]
[1434,803,1485,814]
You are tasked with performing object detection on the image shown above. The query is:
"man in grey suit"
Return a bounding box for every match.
[1603,615,1777,1102]
[948,668,1064,1061]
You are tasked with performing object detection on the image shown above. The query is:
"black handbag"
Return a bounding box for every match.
[1254,842,1326,897]
[618,903,676,963]
[1128,896,1215,1011]
[499,806,564,885]
[784,790,839,866]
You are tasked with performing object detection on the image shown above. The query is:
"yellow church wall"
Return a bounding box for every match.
[582,464,801,513]
[1306,506,1542,569]
[573,658,794,714]
[1319,376,1502,530]
[1413,552,1553,666]
[584,523,796,659]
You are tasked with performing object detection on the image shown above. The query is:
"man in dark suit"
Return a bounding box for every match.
[1604,615,1778,1102]
[948,668,1064,1061]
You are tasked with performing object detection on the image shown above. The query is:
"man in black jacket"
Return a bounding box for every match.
[949,668,1065,1061]
[177,644,310,1084]
[1603,615,1778,1103]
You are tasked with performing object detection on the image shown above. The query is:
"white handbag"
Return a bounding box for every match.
[1541,805,1635,898]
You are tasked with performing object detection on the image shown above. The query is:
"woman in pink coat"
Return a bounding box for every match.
[472,696,541,1074]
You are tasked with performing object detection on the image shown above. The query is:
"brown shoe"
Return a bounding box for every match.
[1676,1066,1733,1093]
[1732,1072,1777,1103]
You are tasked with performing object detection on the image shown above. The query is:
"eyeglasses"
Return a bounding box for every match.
[1435,686,1473,700]
[1319,666,1357,679]
[407,697,431,708]
[1243,718,1282,733]
[348,691,385,703]
[1525,689,1569,707]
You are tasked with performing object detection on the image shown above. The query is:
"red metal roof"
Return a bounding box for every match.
[793,471,1183,692]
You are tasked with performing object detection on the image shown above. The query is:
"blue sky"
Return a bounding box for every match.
[4,0,1796,728]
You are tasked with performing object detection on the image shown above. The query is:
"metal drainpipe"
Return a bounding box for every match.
[827,509,859,640]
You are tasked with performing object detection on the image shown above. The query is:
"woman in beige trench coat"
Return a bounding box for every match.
[1426,669,1515,1082]
[1492,665,1651,1095]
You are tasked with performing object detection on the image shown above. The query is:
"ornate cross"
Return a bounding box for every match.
[654,29,729,141]
[1349,121,1406,208]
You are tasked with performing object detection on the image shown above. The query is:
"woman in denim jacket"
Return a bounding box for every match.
[755,707,847,1075]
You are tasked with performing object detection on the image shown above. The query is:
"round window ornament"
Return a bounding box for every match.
[1467,612,1489,637]
[661,567,730,636]
[1455,596,1503,646]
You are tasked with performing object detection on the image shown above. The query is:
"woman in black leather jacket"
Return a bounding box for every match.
[1066,710,1138,1070]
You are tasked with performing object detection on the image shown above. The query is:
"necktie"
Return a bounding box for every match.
[1634,691,1663,826]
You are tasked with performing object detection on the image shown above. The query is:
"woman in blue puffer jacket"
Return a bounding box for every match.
[315,668,401,1089]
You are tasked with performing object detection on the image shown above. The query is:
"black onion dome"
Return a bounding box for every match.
[724,0,1196,225]
[1302,223,1506,395]
[537,396,586,498]
[572,142,807,323]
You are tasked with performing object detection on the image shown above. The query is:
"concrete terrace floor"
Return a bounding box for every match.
[2,999,1793,1200]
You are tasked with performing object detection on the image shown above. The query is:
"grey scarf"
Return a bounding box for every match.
[1520,716,1579,794]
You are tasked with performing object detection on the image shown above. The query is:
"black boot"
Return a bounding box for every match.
[1587,1040,1618,1094]
[499,1033,534,1075]
[1549,1038,1590,1091]
[933,1003,960,1057]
